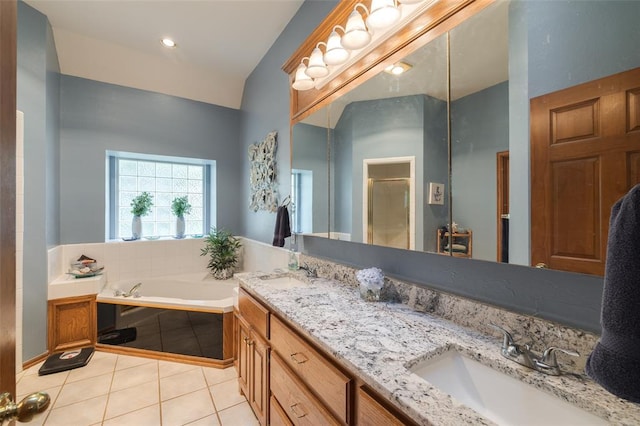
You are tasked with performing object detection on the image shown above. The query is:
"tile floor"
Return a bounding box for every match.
[16,351,258,426]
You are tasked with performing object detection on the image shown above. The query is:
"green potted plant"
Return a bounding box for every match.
[171,195,192,239]
[200,228,242,279]
[130,191,153,239]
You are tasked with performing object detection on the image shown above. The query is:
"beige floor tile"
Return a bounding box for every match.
[111,361,158,392]
[160,368,207,401]
[17,371,68,397]
[21,361,45,376]
[104,379,159,420]
[54,372,112,408]
[161,389,215,426]
[66,354,117,383]
[43,394,108,426]
[158,359,199,378]
[202,366,237,386]
[209,378,246,411]
[217,401,259,426]
[185,413,221,425]
[103,404,161,426]
[116,354,157,371]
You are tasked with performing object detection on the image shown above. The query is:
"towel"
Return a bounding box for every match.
[586,183,640,403]
[272,205,291,247]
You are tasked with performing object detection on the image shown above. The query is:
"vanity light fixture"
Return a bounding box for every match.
[161,38,177,48]
[292,57,315,91]
[384,61,412,75]
[366,0,401,31]
[305,43,330,78]
[341,4,372,50]
[324,26,351,65]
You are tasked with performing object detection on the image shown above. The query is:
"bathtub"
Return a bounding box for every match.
[96,273,238,365]
[97,272,238,312]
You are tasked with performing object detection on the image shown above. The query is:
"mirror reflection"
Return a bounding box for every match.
[292,0,640,276]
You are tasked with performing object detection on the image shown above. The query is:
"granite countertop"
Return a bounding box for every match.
[237,271,640,426]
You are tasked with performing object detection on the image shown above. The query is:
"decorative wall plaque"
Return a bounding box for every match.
[248,131,278,212]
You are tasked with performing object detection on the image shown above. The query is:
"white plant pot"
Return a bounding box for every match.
[176,216,185,239]
[132,215,142,240]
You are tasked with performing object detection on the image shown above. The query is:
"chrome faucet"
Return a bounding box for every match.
[299,264,317,278]
[489,324,579,376]
[114,282,142,298]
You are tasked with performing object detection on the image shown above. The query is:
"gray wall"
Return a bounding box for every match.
[59,75,242,243]
[451,82,509,261]
[17,1,60,361]
[239,0,338,243]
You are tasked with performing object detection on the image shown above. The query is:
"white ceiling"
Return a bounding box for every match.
[24,0,305,109]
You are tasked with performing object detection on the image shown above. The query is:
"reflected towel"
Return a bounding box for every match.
[586,183,640,403]
[272,205,291,247]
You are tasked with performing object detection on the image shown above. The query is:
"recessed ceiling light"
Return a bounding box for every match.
[384,61,412,76]
[161,38,177,48]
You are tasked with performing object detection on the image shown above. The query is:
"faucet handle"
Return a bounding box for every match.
[540,346,580,366]
[489,323,516,350]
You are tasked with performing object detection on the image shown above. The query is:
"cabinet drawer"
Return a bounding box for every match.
[271,353,340,426]
[357,387,417,426]
[271,316,350,424]
[270,395,293,426]
[238,288,269,339]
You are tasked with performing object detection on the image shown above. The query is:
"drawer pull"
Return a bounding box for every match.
[290,403,307,418]
[290,352,308,364]
[244,337,250,343]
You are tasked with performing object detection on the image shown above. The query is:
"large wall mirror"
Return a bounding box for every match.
[291,0,640,276]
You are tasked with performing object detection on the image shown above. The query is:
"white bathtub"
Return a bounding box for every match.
[97,273,238,312]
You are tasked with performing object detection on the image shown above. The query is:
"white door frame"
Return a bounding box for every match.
[362,156,415,250]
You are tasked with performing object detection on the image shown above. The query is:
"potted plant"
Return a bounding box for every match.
[130,191,153,239]
[171,195,192,239]
[200,228,242,279]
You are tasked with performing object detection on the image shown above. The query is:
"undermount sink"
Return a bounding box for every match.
[260,275,309,290]
[409,349,607,426]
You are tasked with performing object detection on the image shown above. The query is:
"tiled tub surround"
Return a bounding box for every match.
[238,261,640,425]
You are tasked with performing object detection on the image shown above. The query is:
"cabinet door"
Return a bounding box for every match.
[357,387,416,426]
[48,295,97,352]
[249,331,269,425]
[237,315,251,397]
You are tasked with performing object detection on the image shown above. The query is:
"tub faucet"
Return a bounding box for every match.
[119,282,142,298]
[489,323,579,376]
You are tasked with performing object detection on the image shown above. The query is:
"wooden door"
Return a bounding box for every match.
[0,0,17,397]
[531,67,640,275]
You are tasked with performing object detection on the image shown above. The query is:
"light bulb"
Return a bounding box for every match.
[292,62,314,91]
[324,30,350,65]
[366,0,401,30]
[305,46,329,78]
[341,9,371,50]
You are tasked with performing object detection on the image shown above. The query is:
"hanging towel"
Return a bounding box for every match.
[272,205,291,247]
[586,183,640,403]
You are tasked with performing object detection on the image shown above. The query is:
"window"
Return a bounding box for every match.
[108,152,215,240]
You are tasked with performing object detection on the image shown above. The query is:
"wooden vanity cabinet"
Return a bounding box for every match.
[47,295,97,353]
[237,289,270,425]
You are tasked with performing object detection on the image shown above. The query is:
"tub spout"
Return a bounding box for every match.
[122,282,142,298]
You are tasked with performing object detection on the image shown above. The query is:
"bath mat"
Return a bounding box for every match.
[38,347,94,376]
[98,327,137,345]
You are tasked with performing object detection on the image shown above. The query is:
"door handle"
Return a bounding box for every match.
[0,391,50,424]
